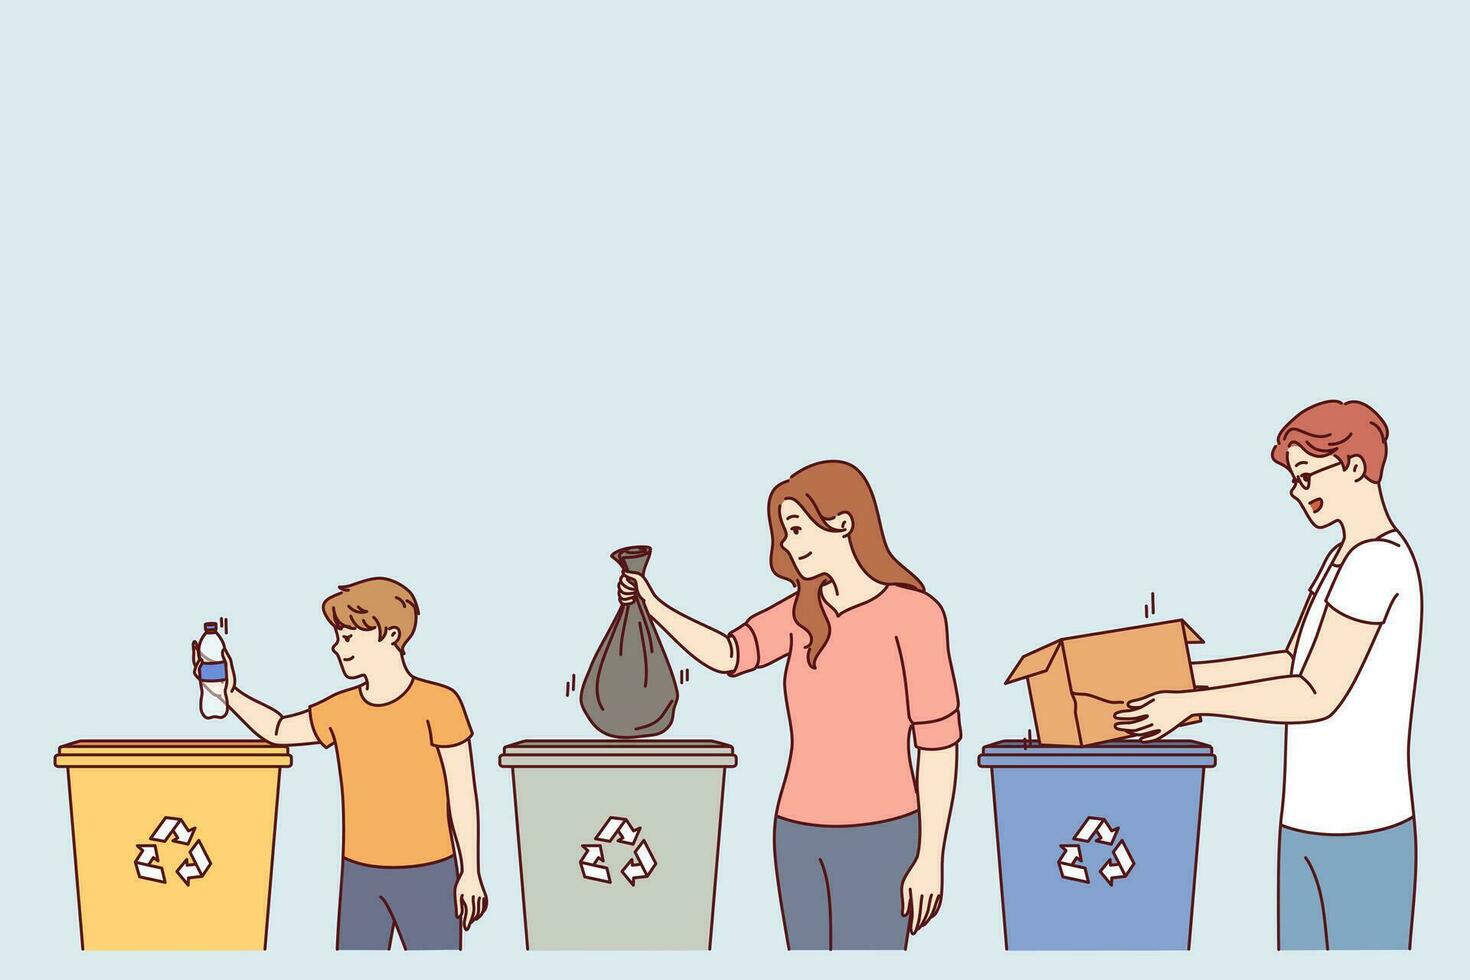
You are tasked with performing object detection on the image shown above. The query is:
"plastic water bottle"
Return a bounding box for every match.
[195,621,229,719]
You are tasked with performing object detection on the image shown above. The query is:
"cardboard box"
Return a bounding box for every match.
[1005,619,1203,746]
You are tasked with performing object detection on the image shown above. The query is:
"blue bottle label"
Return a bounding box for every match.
[198,662,228,683]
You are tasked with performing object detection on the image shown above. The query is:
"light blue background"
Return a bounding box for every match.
[4,2,1466,977]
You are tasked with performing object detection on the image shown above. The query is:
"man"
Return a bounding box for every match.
[1117,400,1420,950]
[212,576,487,949]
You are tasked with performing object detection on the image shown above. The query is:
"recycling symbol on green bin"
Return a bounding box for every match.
[134,816,212,886]
[1057,816,1133,886]
[578,816,658,886]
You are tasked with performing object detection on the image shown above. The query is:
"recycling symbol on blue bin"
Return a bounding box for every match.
[1057,816,1134,886]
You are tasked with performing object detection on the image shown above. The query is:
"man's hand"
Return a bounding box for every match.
[456,871,487,931]
[900,853,943,935]
[1115,690,1195,741]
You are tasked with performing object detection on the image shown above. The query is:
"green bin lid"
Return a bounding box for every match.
[498,738,737,769]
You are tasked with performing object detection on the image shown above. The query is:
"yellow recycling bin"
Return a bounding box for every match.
[55,740,292,950]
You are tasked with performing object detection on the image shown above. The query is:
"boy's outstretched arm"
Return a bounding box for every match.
[440,740,487,930]
[210,649,315,745]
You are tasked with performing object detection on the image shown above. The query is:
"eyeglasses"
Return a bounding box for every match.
[1293,461,1343,491]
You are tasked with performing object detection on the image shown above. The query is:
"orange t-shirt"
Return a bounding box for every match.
[309,678,472,867]
[731,585,961,826]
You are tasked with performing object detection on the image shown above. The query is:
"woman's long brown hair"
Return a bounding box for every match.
[766,460,924,667]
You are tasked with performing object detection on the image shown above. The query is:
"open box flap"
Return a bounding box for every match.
[1005,640,1062,684]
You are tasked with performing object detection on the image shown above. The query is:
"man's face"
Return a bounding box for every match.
[1285,444,1351,528]
[331,626,400,679]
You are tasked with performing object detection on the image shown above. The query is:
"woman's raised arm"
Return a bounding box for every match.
[619,571,738,673]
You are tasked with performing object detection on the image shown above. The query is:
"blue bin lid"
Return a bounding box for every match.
[978,738,1215,769]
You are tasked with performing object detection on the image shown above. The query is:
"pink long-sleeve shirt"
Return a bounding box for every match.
[731,584,962,826]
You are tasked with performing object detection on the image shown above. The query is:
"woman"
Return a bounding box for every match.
[618,460,961,950]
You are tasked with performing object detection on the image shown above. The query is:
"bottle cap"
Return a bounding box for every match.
[203,622,218,632]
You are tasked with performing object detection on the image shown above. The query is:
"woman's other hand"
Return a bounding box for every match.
[901,853,943,934]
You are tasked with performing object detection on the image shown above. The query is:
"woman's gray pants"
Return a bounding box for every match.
[774,812,919,950]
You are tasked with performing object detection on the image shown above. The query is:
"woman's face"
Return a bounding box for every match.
[778,498,852,579]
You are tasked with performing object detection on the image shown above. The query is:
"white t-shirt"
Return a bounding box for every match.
[1281,530,1422,833]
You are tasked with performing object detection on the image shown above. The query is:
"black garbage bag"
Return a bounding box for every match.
[581,545,679,738]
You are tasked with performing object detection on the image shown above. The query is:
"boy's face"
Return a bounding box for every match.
[331,626,401,679]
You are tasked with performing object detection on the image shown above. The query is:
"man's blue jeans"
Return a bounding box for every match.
[1278,818,1415,950]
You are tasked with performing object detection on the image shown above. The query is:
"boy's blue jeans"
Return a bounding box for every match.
[337,856,461,950]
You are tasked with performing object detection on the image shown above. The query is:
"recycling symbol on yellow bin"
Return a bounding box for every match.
[1057,816,1133,886]
[134,816,212,886]
[578,816,658,886]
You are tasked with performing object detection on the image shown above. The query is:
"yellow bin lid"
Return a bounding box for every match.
[55,739,292,769]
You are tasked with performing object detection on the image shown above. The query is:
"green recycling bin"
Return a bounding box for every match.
[499,739,736,950]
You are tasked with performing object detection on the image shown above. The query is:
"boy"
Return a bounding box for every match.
[1117,400,1421,949]
[215,576,487,950]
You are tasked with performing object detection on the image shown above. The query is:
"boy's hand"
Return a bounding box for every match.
[456,871,487,930]
[221,648,238,695]
[192,646,238,695]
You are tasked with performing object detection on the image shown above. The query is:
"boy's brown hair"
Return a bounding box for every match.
[322,577,420,652]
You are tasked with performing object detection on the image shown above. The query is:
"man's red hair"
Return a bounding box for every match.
[1271,400,1389,483]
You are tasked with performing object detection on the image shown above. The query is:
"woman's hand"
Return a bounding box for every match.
[1114,690,1195,741]
[619,569,738,672]
[901,853,943,934]
[618,571,657,607]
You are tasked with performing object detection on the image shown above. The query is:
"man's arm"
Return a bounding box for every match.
[1119,609,1379,736]
[211,649,315,745]
[440,740,487,930]
[1191,595,1309,687]
[1191,610,1377,723]
[1191,651,1293,687]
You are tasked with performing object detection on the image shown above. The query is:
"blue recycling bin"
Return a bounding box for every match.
[978,739,1216,950]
